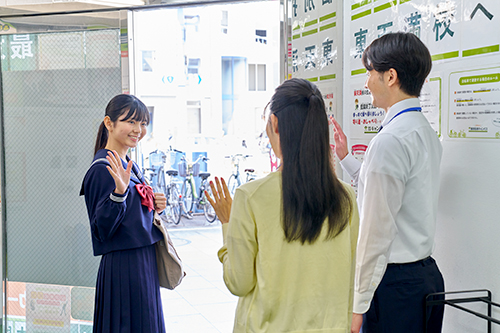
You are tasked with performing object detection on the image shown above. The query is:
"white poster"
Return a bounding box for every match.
[317,81,341,175]
[448,67,500,139]
[348,141,369,191]
[420,74,442,136]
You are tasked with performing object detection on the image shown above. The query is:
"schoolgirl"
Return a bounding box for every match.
[80,94,167,333]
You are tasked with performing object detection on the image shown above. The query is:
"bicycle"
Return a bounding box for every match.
[178,154,217,223]
[163,169,182,225]
[225,154,256,196]
[142,149,166,190]
[143,149,182,225]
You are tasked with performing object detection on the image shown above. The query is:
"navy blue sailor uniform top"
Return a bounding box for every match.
[80,149,163,256]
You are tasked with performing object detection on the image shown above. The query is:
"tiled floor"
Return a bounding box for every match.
[161,224,238,333]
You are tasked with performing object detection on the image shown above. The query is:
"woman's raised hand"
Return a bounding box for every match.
[106,150,132,195]
[205,177,232,224]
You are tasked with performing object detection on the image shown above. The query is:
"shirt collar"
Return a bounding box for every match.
[381,98,421,127]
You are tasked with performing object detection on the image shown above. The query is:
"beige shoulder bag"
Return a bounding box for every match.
[153,212,186,289]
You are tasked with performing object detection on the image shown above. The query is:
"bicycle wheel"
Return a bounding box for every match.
[181,179,194,214]
[169,184,182,225]
[227,174,239,196]
[202,181,217,223]
[157,167,167,195]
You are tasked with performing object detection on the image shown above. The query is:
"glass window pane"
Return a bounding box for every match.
[249,64,256,91]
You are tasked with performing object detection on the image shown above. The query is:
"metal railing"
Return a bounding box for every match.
[426,289,500,333]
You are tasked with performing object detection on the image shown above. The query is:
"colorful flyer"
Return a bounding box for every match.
[349,80,385,139]
[26,283,71,332]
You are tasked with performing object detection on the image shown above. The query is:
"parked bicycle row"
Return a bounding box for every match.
[142,148,257,225]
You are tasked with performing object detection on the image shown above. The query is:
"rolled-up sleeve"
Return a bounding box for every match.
[217,188,257,297]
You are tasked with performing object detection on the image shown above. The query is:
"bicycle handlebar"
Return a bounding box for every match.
[193,155,209,164]
[225,154,252,158]
[180,154,209,164]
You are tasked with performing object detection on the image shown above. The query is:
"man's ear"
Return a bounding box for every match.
[387,68,399,88]
[270,114,279,134]
[103,116,113,132]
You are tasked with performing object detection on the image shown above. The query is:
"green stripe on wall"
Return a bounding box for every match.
[302,28,318,37]
[352,0,372,10]
[351,68,367,76]
[431,51,459,61]
[400,0,411,3]
[320,74,336,81]
[88,26,108,30]
[320,22,336,31]
[306,77,319,82]
[305,19,318,28]
[462,45,499,57]
[352,9,371,21]
[320,12,336,22]
[374,0,397,13]
[293,34,301,40]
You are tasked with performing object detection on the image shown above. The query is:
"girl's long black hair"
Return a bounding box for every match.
[94,94,150,155]
[269,78,352,244]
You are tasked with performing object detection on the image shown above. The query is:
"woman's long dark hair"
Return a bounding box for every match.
[269,78,352,244]
[94,94,150,155]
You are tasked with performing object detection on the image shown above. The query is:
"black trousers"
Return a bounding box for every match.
[361,257,445,333]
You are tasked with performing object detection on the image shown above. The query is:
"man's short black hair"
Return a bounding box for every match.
[362,32,432,97]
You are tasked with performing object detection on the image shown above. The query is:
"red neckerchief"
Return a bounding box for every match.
[135,183,155,212]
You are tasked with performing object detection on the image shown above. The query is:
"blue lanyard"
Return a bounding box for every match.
[378,107,422,132]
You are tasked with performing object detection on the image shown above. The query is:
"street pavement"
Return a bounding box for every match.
[161,214,238,333]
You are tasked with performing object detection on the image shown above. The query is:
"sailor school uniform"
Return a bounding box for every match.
[81,148,165,333]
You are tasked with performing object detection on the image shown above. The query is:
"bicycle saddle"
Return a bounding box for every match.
[199,172,210,179]
[244,169,255,173]
[166,169,178,176]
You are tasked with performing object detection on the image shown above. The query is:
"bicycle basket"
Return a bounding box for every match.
[150,151,165,167]
[192,162,200,177]
[178,160,187,177]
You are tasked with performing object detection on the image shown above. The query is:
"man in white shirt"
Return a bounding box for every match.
[333,32,445,332]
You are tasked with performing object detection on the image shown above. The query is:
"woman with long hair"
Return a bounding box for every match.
[80,94,167,333]
[208,78,360,332]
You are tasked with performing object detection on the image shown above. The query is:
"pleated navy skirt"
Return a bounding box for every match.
[93,244,166,333]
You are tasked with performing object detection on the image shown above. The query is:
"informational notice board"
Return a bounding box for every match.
[290,0,500,172]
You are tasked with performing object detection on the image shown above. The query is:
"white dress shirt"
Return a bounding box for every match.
[340,98,443,314]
